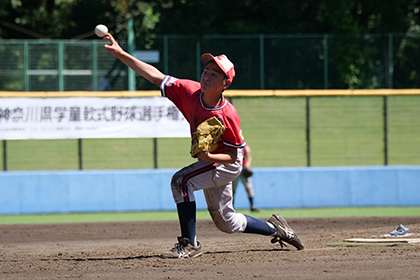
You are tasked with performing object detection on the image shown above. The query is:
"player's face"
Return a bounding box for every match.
[200,61,231,94]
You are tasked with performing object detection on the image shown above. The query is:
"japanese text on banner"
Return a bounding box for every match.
[0,97,190,140]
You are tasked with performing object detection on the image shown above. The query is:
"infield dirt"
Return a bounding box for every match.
[1,216,419,279]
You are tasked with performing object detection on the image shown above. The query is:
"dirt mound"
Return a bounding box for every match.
[1,216,419,279]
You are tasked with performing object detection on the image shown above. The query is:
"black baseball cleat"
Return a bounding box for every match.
[268,214,304,250]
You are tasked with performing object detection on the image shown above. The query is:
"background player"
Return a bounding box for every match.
[232,144,259,212]
[103,32,304,258]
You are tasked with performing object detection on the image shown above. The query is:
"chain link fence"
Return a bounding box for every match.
[1,34,420,171]
[1,93,420,171]
[1,33,420,91]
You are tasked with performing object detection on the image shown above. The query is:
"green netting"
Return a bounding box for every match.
[1,34,420,170]
[1,95,420,170]
[310,96,384,166]
[2,34,420,91]
[388,96,420,165]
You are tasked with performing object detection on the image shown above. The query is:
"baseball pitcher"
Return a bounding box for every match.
[103,32,304,258]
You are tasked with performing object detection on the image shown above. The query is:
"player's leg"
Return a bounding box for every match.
[161,161,213,259]
[170,164,202,246]
[205,163,304,250]
[176,201,196,245]
[200,160,273,234]
[203,182,247,233]
[242,176,254,198]
[163,157,238,258]
[242,176,258,211]
[203,180,275,235]
[160,200,202,259]
[231,173,240,208]
[232,175,239,197]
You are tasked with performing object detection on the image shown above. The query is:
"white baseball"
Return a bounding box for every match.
[94,24,108,37]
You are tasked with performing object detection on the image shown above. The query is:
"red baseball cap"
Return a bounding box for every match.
[201,53,235,81]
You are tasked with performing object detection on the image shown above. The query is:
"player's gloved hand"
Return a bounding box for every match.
[242,167,253,178]
[190,116,225,158]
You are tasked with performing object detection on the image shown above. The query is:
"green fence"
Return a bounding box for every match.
[1,33,420,91]
[1,94,420,171]
[0,40,128,92]
[1,34,420,170]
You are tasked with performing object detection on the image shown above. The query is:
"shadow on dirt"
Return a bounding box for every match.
[35,247,291,262]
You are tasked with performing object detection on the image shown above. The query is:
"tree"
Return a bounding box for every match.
[150,0,420,35]
[0,0,160,43]
[1,0,420,89]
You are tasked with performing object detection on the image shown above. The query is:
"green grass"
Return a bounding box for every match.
[1,207,419,225]
[1,97,418,226]
[1,95,420,170]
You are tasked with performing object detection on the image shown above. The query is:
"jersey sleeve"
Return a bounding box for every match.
[160,75,201,117]
[160,75,182,107]
[221,111,246,150]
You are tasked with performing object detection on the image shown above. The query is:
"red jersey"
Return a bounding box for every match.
[161,76,246,154]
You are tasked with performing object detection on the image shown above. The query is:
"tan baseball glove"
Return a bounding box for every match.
[190,116,225,158]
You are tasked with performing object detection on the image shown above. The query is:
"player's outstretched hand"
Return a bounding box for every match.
[103,33,124,59]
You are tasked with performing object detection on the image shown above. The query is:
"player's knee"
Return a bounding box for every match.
[209,210,234,233]
[208,209,243,234]
[170,171,185,203]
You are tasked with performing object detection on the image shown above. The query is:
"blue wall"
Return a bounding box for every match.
[0,166,419,215]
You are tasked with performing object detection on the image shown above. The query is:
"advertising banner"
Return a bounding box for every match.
[0,97,190,140]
